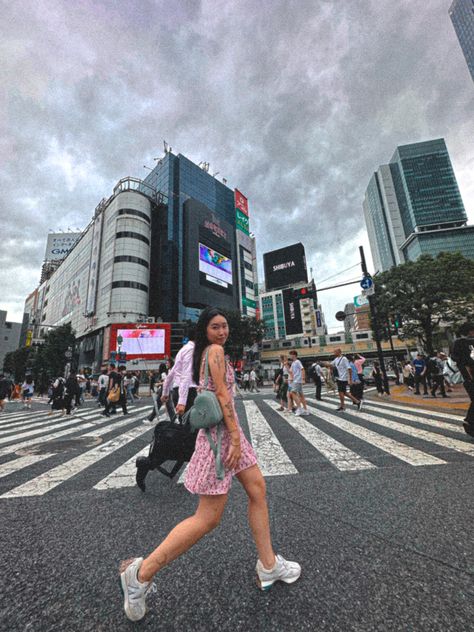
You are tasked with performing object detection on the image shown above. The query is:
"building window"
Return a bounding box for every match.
[116,231,150,245]
[5,323,12,329]
[117,208,151,223]
[111,281,148,292]
[4,336,8,340]
[114,255,149,268]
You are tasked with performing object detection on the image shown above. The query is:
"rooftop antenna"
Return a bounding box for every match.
[223,178,227,184]
[163,140,169,153]
[213,171,220,178]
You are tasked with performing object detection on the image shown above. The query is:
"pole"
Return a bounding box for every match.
[387,327,400,385]
[359,246,390,395]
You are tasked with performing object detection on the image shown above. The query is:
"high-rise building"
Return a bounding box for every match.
[364,138,474,271]
[449,0,474,82]
[0,311,23,371]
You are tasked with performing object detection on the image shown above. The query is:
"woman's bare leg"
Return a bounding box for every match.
[237,465,275,569]
[137,494,228,582]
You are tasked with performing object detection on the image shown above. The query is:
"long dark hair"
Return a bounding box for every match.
[192,307,227,384]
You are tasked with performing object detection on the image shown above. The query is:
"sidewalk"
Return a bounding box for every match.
[367,383,469,415]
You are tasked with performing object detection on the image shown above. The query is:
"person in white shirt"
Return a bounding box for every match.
[249,369,259,393]
[329,349,361,412]
[161,326,198,417]
[288,351,309,415]
[97,369,109,407]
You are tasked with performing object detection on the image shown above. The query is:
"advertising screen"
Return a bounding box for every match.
[282,288,303,336]
[109,323,171,360]
[116,328,166,355]
[199,243,233,288]
[264,243,308,291]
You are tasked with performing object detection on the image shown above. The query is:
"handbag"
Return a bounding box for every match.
[107,384,121,403]
[183,349,225,480]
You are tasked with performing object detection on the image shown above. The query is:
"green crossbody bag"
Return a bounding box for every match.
[184,349,225,480]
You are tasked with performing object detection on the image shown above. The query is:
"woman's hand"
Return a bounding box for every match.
[226,442,241,470]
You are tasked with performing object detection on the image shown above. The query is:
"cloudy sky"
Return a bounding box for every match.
[1,0,473,330]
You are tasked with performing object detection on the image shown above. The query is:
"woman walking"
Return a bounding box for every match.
[21,375,34,409]
[119,307,301,621]
[372,361,384,396]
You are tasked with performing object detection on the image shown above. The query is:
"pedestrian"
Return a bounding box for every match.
[0,374,10,412]
[442,353,462,390]
[372,362,384,396]
[354,354,366,386]
[101,365,128,417]
[451,322,474,437]
[274,355,290,411]
[143,364,169,423]
[132,372,140,399]
[161,325,198,417]
[402,361,415,392]
[328,349,361,412]
[249,368,260,392]
[119,306,301,622]
[348,355,364,409]
[321,365,336,395]
[97,369,109,407]
[76,372,86,406]
[64,371,80,415]
[125,372,137,404]
[49,376,66,415]
[242,372,250,391]
[429,351,449,398]
[413,353,428,396]
[310,361,323,401]
[288,350,309,415]
[21,376,34,409]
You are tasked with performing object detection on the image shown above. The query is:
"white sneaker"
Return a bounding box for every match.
[301,409,310,416]
[256,554,301,591]
[119,557,156,621]
[295,408,303,416]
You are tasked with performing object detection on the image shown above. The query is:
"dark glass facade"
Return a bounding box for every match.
[389,139,467,233]
[450,0,474,81]
[143,153,236,321]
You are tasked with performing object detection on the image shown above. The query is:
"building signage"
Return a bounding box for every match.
[263,243,308,291]
[236,209,250,235]
[354,294,369,308]
[85,212,103,315]
[44,232,81,261]
[316,309,322,328]
[242,296,257,309]
[234,189,249,217]
[204,217,228,240]
[282,288,303,336]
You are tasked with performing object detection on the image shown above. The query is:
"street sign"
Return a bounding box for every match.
[360,276,373,290]
[25,330,33,347]
[335,311,346,322]
[354,295,369,308]
[362,286,375,297]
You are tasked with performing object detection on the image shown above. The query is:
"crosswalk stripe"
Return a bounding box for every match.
[361,398,464,422]
[264,400,376,471]
[93,446,149,489]
[0,410,53,426]
[0,414,64,434]
[307,398,464,434]
[303,401,446,466]
[314,399,474,457]
[0,453,55,479]
[0,406,149,458]
[1,414,153,497]
[243,401,297,476]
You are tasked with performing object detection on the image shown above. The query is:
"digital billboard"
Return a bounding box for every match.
[199,244,233,288]
[109,323,171,360]
[183,199,239,311]
[282,288,303,336]
[264,243,308,291]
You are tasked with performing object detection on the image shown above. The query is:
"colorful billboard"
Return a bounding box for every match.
[236,209,250,235]
[199,244,233,287]
[109,323,171,360]
[234,189,249,216]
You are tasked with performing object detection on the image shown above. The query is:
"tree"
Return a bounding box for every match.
[31,324,76,382]
[373,252,474,355]
[223,311,266,366]
[3,347,33,382]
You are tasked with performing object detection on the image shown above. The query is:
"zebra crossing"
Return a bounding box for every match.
[0,393,471,499]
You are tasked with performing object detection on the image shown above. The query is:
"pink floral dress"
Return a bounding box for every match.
[185,354,258,495]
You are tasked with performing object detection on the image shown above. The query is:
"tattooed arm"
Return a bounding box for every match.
[207,344,241,467]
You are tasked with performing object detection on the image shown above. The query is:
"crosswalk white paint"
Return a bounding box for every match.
[93,445,149,489]
[0,409,54,427]
[303,400,446,466]
[2,419,154,498]
[0,453,55,479]
[243,401,297,476]
[0,406,149,458]
[360,397,464,422]
[314,399,474,457]
[265,400,377,471]
[0,409,104,435]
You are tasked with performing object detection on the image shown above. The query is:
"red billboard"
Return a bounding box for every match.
[234,189,249,217]
[109,323,171,360]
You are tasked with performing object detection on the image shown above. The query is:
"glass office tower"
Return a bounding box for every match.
[449,0,474,82]
[364,139,472,270]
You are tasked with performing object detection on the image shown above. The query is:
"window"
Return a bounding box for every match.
[4,336,8,340]
[5,323,12,329]
[111,281,148,292]
[117,208,150,223]
[114,255,149,268]
[116,231,150,245]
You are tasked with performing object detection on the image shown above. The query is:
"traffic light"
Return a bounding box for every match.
[293,285,317,301]
[118,351,127,363]
[393,314,402,331]
[110,351,117,362]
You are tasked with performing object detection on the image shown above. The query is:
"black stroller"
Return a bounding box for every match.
[135,387,198,491]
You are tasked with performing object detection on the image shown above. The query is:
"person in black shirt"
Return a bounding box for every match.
[451,322,474,437]
[102,365,128,417]
[64,371,80,415]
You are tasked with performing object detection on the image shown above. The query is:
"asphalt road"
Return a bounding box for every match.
[1,389,473,631]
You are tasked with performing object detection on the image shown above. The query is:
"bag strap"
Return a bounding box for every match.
[204,425,225,480]
[203,348,210,389]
